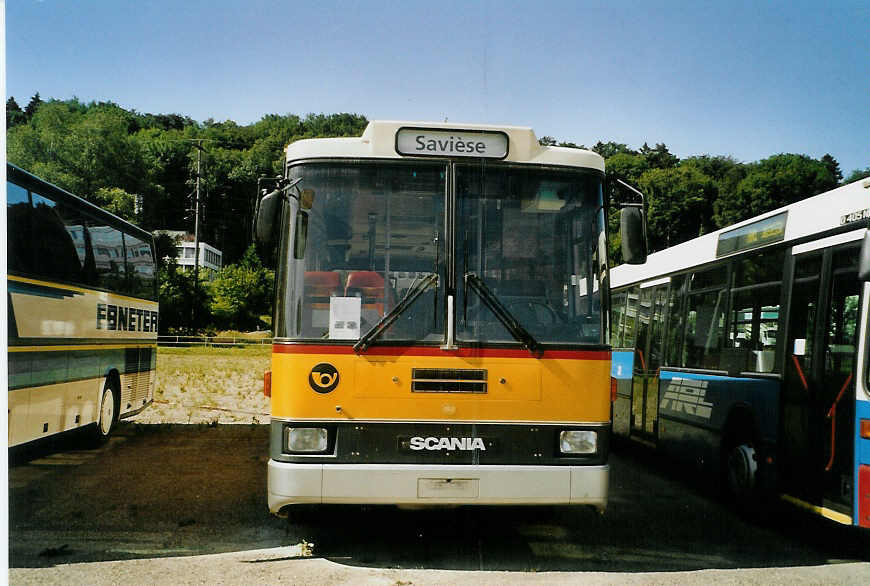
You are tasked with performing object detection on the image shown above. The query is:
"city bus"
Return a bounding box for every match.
[255,120,646,515]
[610,177,870,528]
[7,163,158,447]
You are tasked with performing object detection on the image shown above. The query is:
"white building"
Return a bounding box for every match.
[154,230,223,278]
[175,241,222,275]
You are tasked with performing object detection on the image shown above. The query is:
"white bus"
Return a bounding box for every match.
[7,163,158,447]
[610,177,870,529]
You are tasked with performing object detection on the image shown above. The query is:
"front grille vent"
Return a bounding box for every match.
[411,368,487,394]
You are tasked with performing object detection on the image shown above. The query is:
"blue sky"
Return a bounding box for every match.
[6,0,869,175]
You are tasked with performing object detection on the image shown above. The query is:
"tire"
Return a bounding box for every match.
[726,442,758,500]
[92,380,118,442]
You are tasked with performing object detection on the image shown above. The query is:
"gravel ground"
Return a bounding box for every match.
[9,548,870,586]
[131,346,271,425]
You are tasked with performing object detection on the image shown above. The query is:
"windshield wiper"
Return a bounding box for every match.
[353,273,439,353]
[464,273,541,355]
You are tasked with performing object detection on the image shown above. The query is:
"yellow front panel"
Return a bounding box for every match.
[271,351,610,423]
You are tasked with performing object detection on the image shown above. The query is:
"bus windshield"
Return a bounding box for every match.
[455,165,605,345]
[275,162,446,342]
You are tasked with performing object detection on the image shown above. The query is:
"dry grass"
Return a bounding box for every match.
[131,346,271,425]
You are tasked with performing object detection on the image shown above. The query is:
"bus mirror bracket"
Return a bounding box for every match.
[254,177,304,248]
[613,179,648,265]
[858,230,870,281]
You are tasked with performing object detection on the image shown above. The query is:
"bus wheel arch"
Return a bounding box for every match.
[720,406,760,504]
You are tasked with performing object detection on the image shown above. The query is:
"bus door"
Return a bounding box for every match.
[631,283,667,439]
[783,245,860,515]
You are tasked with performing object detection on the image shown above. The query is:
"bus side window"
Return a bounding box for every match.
[125,234,156,299]
[665,274,686,367]
[611,291,626,347]
[683,265,729,370]
[88,219,127,292]
[726,250,784,373]
[623,287,639,349]
[7,181,33,275]
[31,192,83,284]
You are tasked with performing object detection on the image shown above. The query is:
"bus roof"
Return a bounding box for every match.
[284,120,605,171]
[611,176,870,288]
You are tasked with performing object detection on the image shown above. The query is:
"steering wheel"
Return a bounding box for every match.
[505,300,558,325]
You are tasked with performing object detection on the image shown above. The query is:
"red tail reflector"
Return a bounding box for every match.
[610,378,618,403]
[859,465,870,528]
[264,370,272,398]
[861,419,870,439]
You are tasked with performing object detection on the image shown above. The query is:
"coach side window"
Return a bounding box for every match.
[30,192,83,284]
[7,181,33,275]
[125,233,156,299]
[88,220,127,293]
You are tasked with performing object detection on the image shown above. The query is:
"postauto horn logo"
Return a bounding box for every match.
[309,363,340,393]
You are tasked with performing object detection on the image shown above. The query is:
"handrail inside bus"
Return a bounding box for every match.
[825,372,853,472]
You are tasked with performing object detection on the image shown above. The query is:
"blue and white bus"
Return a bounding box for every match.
[610,177,870,529]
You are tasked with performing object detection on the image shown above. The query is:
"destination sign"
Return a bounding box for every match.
[716,211,787,257]
[396,128,508,159]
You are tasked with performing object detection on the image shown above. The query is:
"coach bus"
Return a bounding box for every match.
[255,120,646,515]
[610,177,870,528]
[7,163,158,447]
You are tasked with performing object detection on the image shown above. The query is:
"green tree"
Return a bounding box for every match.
[844,167,870,184]
[639,166,717,252]
[24,92,43,119]
[591,141,636,159]
[606,153,649,185]
[820,153,843,184]
[714,153,838,226]
[92,187,137,222]
[6,97,25,128]
[639,142,679,169]
[157,260,210,334]
[208,245,274,331]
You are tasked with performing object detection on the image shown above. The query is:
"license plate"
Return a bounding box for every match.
[417,478,479,499]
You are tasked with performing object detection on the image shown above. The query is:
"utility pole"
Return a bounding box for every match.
[184,138,209,332]
[194,143,203,286]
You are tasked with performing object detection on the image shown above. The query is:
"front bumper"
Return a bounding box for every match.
[267,460,608,513]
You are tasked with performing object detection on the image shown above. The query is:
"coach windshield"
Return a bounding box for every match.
[274,162,446,343]
[455,165,606,345]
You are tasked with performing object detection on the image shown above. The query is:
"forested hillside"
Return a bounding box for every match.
[7,94,868,333]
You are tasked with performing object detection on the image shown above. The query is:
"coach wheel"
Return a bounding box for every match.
[725,442,757,502]
[96,381,118,440]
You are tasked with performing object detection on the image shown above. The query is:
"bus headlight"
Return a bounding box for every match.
[286,427,328,452]
[560,430,597,454]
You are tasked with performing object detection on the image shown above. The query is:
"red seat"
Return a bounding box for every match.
[305,271,341,308]
[345,271,392,316]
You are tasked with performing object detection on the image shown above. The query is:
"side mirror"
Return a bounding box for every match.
[859,231,870,281]
[620,206,648,265]
[255,189,285,247]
